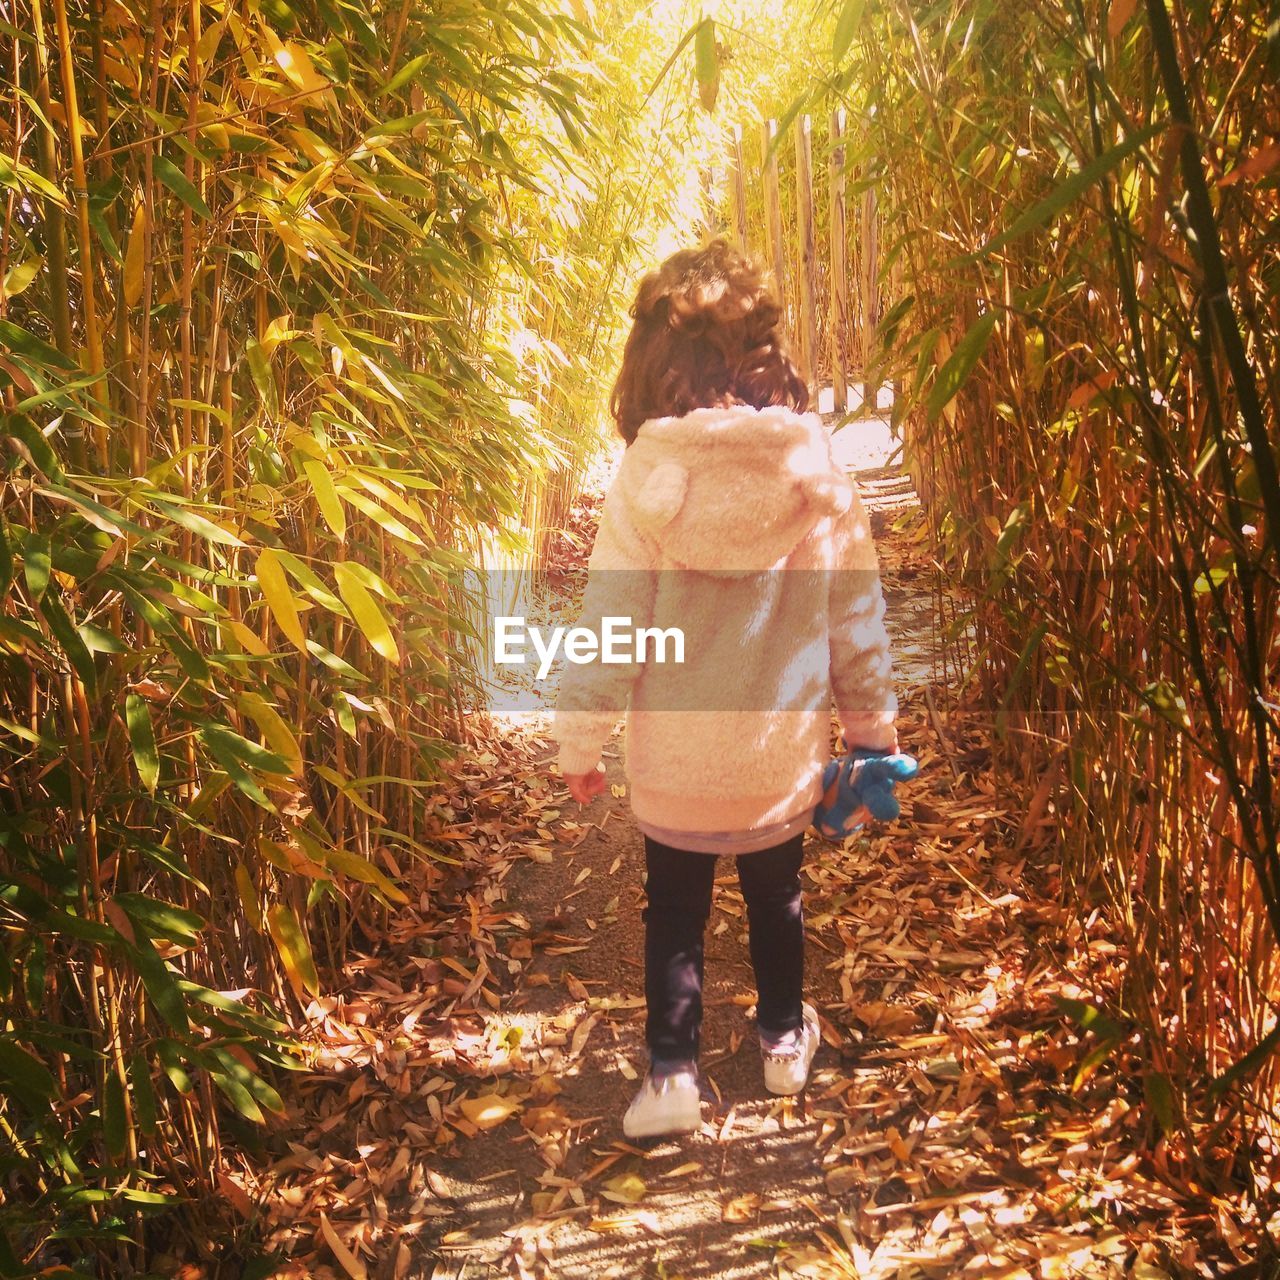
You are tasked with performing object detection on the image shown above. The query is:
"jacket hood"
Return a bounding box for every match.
[613,404,853,574]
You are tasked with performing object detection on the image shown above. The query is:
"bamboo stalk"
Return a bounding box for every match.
[828,108,849,415]
[731,123,748,251]
[761,119,787,332]
[793,114,818,392]
[50,0,107,468]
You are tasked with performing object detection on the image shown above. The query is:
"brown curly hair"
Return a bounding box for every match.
[610,239,809,444]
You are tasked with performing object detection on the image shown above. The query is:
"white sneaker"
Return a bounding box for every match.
[761,1003,821,1095]
[622,1068,702,1139]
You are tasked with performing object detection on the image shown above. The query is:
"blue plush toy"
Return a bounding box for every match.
[814,749,919,839]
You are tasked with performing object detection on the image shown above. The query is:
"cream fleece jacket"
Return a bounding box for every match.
[554,403,897,836]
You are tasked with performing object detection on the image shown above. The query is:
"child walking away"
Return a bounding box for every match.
[553,240,905,1140]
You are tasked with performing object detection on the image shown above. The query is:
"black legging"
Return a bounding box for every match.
[642,832,806,1065]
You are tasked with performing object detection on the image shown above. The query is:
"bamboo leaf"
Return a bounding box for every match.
[255,547,307,652]
[130,1051,158,1136]
[22,531,51,600]
[154,155,212,219]
[833,0,867,63]
[235,863,264,932]
[927,312,997,421]
[123,202,147,306]
[115,893,205,946]
[0,1039,55,1112]
[125,692,160,792]
[694,19,718,112]
[40,588,97,693]
[210,1070,264,1122]
[334,561,400,663]
[102,1067,128,1158]
[267,904,321,1000]
[955,123,1164,264]
[2,255,42,299]
[302,459,347,538]
[154,501,245,547]
[131,936,190,1034]
[238,691,303,775]
[0,317,79,370]
[1208,1024,1280,1101]
[200,723,292,775]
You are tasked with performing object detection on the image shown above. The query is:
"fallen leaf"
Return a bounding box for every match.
[319,1212,367,1280]
[458,1093,521,1130]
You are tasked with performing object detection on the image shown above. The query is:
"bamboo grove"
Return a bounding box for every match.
[809,0,1279,1206]
[0,0,643,1267]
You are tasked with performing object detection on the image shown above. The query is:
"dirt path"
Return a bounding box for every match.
[253,421,1226,1280]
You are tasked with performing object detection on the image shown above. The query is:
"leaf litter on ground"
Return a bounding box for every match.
[239,453,1259,1280]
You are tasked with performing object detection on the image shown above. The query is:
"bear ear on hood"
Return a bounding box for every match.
[800,472,854,516]
[632,461,688,529]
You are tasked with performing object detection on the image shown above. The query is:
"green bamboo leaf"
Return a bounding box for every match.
[131,936,190,1033]
[154,501,245,547]
[1208,1023,1280,1101]
[40,588,97,692]
[927,312,997,421]
[115,892,205,946]
[210,1070,264,1122]
[22,531,49,600]
[833,0,867,63]
[2,255,42,299]
[124,693,159,793]
[4,414,65,478]
[244,337,279,418]
[1144,1071,1175,1132]
[335,485,422,546]
[0,1038,55,1112]
[200,723,291,775]
[0,317,78,370]
[206,1046,285,1114]
[79,622,127,654]
[130,1051,158,1135]
[154,154,212,219]
[0,521,11,595]
[380,51,432,98]
[102,1067,127,1158]
[120,1188,178,1207]
[954,123,1164,265]
[156,1039,193,1094]
[302,459,347,538]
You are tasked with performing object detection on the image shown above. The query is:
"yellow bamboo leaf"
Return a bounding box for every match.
[2,256,42,299]
[276,40,330,95]
[267,903,320,1000]
[255,548,307,653]
[259,313,298,359]
[260,837,328,879]
[123,202,147,307]
[335,486,424,547]
[320,843,410,905]
[303,460,347,538]
[234,863,263,932]
[319,1212,367,1280]
[238,691,303,775]
[226,618,269,657]
[334,561,399,663]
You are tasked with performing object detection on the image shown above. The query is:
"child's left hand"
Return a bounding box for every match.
[564,764,607,805]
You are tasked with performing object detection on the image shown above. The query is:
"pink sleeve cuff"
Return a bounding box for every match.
[558,744,603,777]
